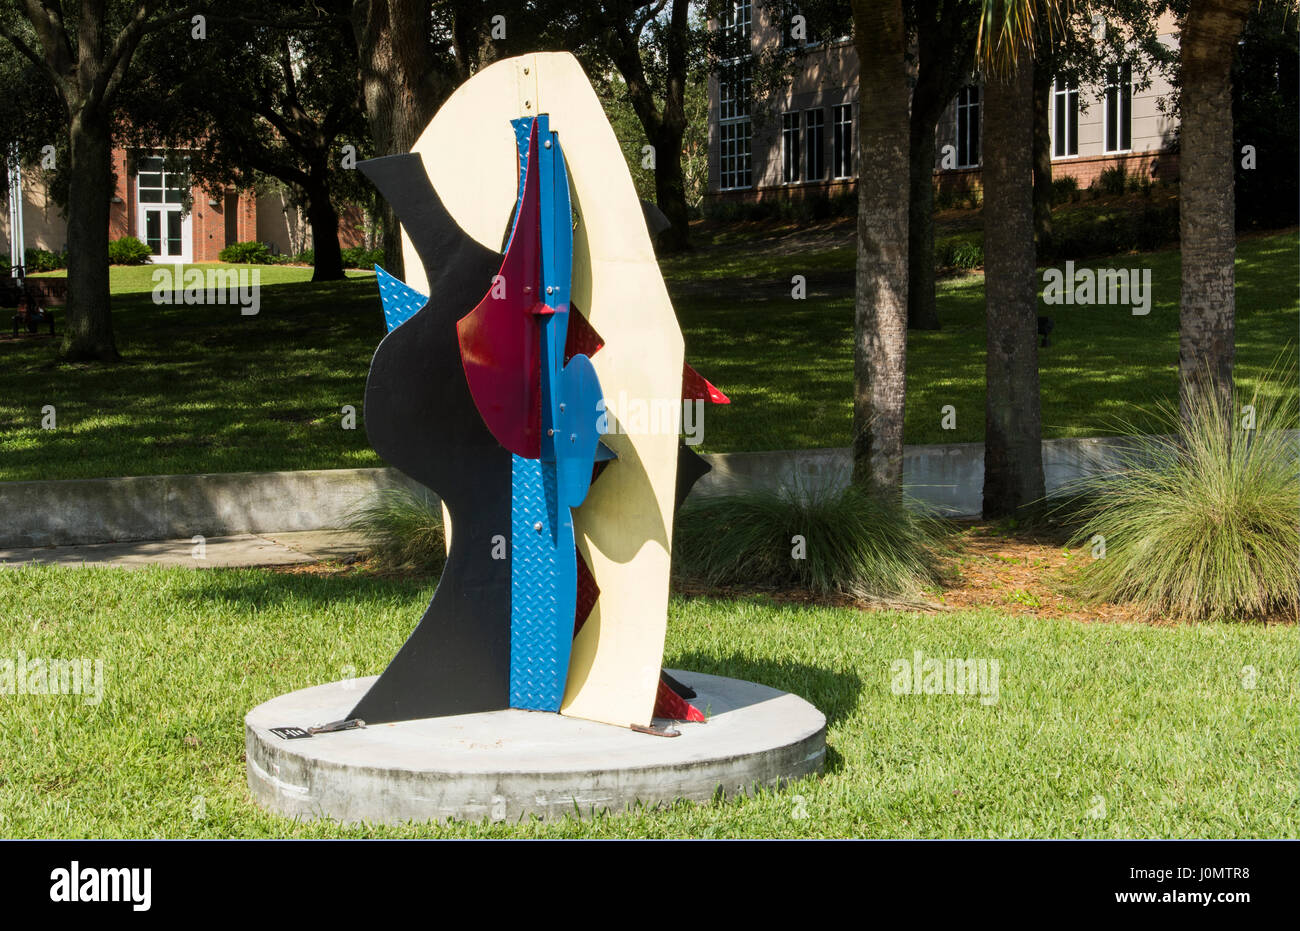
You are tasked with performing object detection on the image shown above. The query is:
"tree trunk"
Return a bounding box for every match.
[63,107,119,362]
[907,88,942,331]
[649,122,691,253]
[1032,65,1053,259]
[1178,0,1252,425]
[304,178,346,282]
[351,0,445,279]
[850,0,910,494]
[981,62,1045,518]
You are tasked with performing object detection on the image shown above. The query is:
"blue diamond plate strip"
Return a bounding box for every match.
[510,454,576,711]
[375,265,428,332]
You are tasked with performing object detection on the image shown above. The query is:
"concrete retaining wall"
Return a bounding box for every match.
[0,436,1142,547]
[0,468,424,548]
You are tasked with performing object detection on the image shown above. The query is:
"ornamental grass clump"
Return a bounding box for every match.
[673,482,945,603]
[1069,373,1298,621]
[346,487,446,570]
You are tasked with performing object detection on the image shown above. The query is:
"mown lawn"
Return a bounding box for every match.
[0,228,1294,481]
[662,228,1298,452]
[0,564,1294,838]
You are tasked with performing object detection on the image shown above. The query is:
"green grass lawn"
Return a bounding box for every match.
[662,228,1298,452]
[1,228,1295,481]
[0,564,1292,837]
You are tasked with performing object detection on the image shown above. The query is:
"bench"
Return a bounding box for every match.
[1,269,64,336]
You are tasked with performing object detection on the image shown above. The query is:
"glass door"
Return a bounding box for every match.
[136,154,192,263]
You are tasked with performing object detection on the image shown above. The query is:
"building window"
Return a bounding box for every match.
[955,85,981,168]
[136,153,191,261]
[1104,62,1132,153]
[780,2,819,48]
[716,3,753,191]
[781,112,801,183]
[832,103,853,178]
[804,108,825,181]
[1052,76,1079,158]
[718,59,752,190]
[719,0,752,55]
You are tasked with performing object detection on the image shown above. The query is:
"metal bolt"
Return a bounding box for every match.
[547,428,554,436]
[559,403,565,412]
[546,286,553,294]
[533,522,543,532]
[569,434,576,443]
[523,67,529,74]
[544,140,552,148]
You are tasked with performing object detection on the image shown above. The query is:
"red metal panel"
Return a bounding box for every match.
[563,303,605,362]
[456,120,545,458]
[573,549,600,635]
[682,361,730,404]
[653,675,707,723]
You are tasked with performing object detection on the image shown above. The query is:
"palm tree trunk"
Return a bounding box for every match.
[850,0,910,493]
[907,84,944,331]
[982,62,1044,517]
[63,106,119,362]
[1178,0,1252,425]
[1032,65,1053,258]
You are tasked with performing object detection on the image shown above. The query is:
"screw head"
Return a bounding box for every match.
[533,521,543,532]
[544,139,552,149]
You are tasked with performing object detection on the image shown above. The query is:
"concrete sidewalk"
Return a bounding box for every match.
[0,530,368,569]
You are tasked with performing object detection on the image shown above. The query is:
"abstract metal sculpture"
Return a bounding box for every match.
[349,53,726,730]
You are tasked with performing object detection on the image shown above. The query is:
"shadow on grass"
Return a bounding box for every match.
[665,649,862,733]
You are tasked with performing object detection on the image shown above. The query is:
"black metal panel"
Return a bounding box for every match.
[674,442,712,519]
[347,154,513,724]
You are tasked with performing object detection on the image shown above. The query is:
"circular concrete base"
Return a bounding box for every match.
[245,669,826,825]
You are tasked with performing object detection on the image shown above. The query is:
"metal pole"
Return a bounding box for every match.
[6,144,23,279]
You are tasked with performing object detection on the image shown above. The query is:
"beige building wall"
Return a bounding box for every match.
[2,176,68,258]
[709,3,1182,199]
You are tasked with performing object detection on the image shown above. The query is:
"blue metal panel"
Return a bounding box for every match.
[507,116,606,713]
[375,265,429,333]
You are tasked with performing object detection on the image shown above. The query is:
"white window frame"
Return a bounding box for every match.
[781,111,801,183]
[1104,62,1132,154]
[804,107,825,182]
[832,103,853,179]
[716,2,754,191]
[1052,76,1079,159]
[135,152,192,264]
[954,85,981,169]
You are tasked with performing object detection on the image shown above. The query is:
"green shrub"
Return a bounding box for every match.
[1097,165,1128,196]
[292,249,315,265]
[24,248,67,272]
[341,245,384,269]
[346,487,446,570]
[218,241,274,264]
[1043,203,1179,262]
[107,235,152,265]
[1051,176,1079,204]
[0,257,9,276]
[673,483,946,602]
[1068,372,1299,621]
[937,235,984,270]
